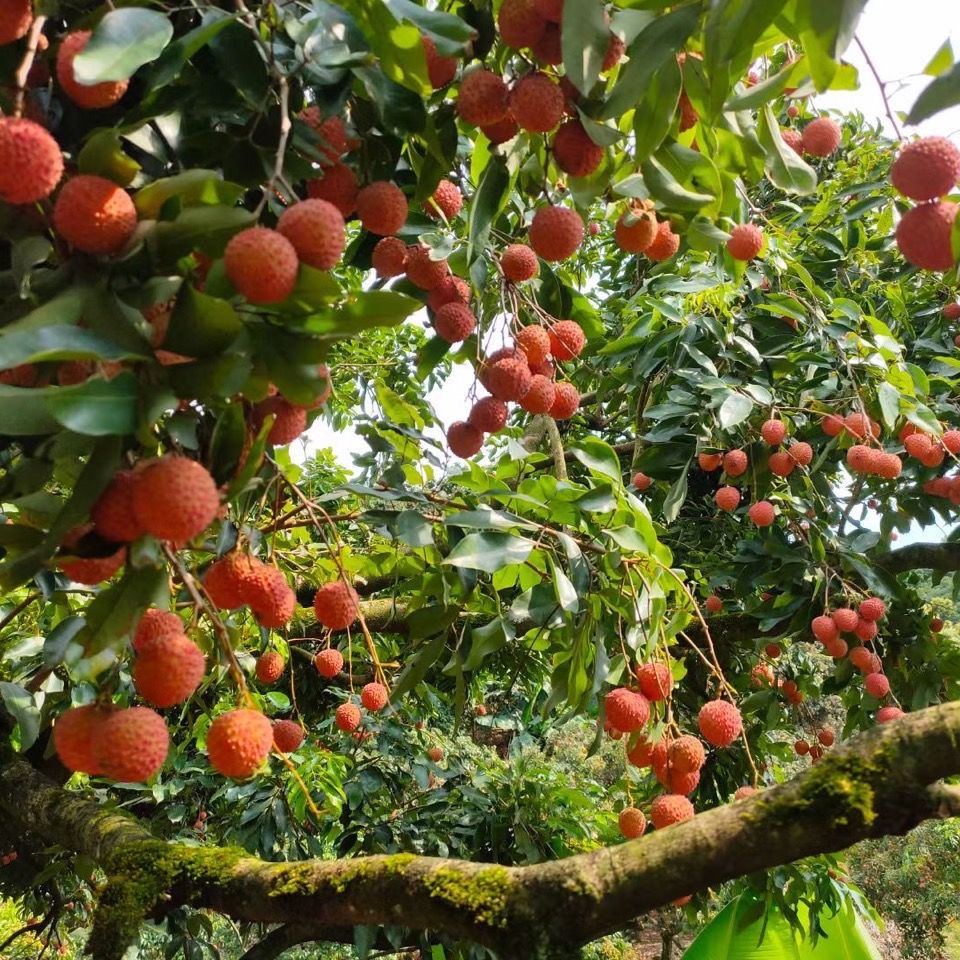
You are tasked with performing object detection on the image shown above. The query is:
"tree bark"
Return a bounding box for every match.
[2,704,960,960]
[881,541,960,574]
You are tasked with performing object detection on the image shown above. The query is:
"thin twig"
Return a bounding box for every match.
[854,35,903,141]
[0,592,40,632]
[13,16,47,118]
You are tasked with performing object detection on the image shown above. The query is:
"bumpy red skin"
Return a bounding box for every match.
[207,709,273,779]
[604,687,650,733]
[134,634,206,708]
[224,227,299,304]
[131,456,220,543]
[890,137,960,201]
[53,705,107,774]
[0,118,64,204]
[529,206,584,262]
[93,707,169,783]
[896,201,958,272]
[650,793,695,829]
[697,700,742,747]
[273,719,305,753]
[314,581,360,630]
[314,648,345,678]
[53,175,137,255]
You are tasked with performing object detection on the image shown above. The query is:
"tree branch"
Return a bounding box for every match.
[3,704,960,959]
[881,541,960,574]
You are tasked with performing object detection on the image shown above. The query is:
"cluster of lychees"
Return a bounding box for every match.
[203,552,296,629]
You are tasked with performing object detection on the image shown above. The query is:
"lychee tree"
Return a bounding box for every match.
[2,0,960,958]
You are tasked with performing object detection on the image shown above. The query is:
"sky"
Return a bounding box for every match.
[292,0,960,540]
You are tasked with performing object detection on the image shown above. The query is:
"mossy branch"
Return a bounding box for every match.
[3,704,960,959]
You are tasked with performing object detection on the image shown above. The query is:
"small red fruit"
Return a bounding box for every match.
[801,117,841,157]
[447,421,484,458]
[726,224,763,261]
[723,449,748,477]
[605,687,650,732]
[272,719,305,753]
[224,227,298,304]
[355,181,408,236]
[698,700,742,747]
[636,662,672,701]
[748,500,775,527]
[549,381,580,420]
[714,486,740,511]
[314,648,344,678]
[256,651,284,684]
[548,320,585,360]
[618,806,647,839]
[335,702,362,732]
[650,794,694,829]
[501,244,539,282]
[529,206,584,262]
[468,396,509,434]
[361,682,388,712]
[207,709,273,778]
[313,581,360,630]
[93,707,169,782]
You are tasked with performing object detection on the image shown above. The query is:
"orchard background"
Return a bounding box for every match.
[2,0,960,958]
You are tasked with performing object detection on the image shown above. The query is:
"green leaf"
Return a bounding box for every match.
[396,510,434,547]
[640,154,715,210]
[390,632,448,701]
[795,0,868,90]
[601,5,699,120]
[45,372,139,437]
[0,682,40,750]
[877,381,901,431]
[356,2,430,95]
[757,106,818,195]
[0,326,148,369]
[662,458,691,523]
[77,129,140,186]
[149,9,235,89]
[923,39,954,77]
[152,205,256,262]
[726,60,801,111]
[383,0,476,49]
[718,391,754,429]
[633,59,683,162]
[907,62,960,124]
[0,385,61,436]
[73,9,173,83]
[467,158,510,265]
[164,285,241,358]
[209,402,247,486]
[463,618,514,670]
[135,170,245,219]
[561,0,610,97]
[3,287,87,335]
[314,290,421,336]
[11,236,53,296]
[570,437,623,483]
[444,532,535,573]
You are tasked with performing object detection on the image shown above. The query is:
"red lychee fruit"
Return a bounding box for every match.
[818,728,835,747]
[848,646,880,674]
[516,324,550,362]
[224,227,298,304]
[93,707,169,782]
[760,419,786,445]
[854,618,878,642]
[765,642,781,658]
[59,532,126,585]
[877,706,904,723]
[485,356,533,402]
[698,699,742,747]
[204,553,259,611]
[314,648,344,678]
[134,634,205,707]
[361,682,388,712]
[53,175,137,255]
[931,617,945,633]
[447,420,484,458]
[723,449,748,477]
[812,615,839,644]
[645,220,680,261]
[845,412,880,440]
[858,597,885,622]
[435,302,476,343]
[605,687,650,732]
[602,32,625,71]
[636,662,672,701]
[519,375,557,414]
[57,31,129,109]
[272,719,305,753]
[427,275,470,312]
[553,120,603,177]
[480,115,519,144]
[207,709,273,778]
[824,637,849,659]
[801,117,841,157]
[548,320,585,360]
[132,456,219,543]
[618,806,647,839]
[299,110,351,162]
[498,0,546,48]
[427,745,444,762]
[715,486,740,511]
[626,736,654,767]
[335,702,362,732]
[132,609,182,654]
[795,739,810,756]
[0,118,64,205]
[831,608,859,633]
[632,471,652,492]
[944,303,960,320]
[422,34,458,89]
[313,581,359,630]
[457,69,510,127]
[748,500,775,526]
[876,453,902,480]
[891,137,960,202]
[533,0,562,19]
[896,201,958,272]
[615,207,657,254]
[277,199,345,271]
[821,414,844,436]
[468,396,509,434]
[425,179,463,220]
[372,236,408,278]
[846,445,874,474]
[751,663,775,687]
[904,432,932,459]
[256,396,309,447]
[355,181,408,236]
[942,429,960,453]
[405,244,450,290]
[705,595,723,613]
[668,735,705,774]
[501,244,539,282]
[0,0,31,44]
[650,793,695,829]
[787,441,813,466]
[54,704,107,774]
[529,206,584,262]
[734,785,758,800]
[91,470,143,543]
[698,452,723,471]
[781,128,803,155]
[256,651,284,684]
[549,381,580,420]
[306,163,358,218]
[726,224,763,261]
[864,672,890,698]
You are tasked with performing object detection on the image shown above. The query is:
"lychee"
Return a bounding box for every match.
[224,227,299,304]
[698,452,723,471]
[519,375,556,414]
[313,581,359,630]
[447,420,484,458]
[203,553,259,610]
[355,181,408,236]
[705,595,723,613]
[668,734,705,774]
[650,793,694,829]
[864,672,890,698]
[944,303,960,320]
[207,709,273,778]
[548,320,585,360]
[943,429,960,452]
[605,687,650,732]
[549,381,580,419]
[931,617,945,633]
[427,745,444,762]
[422,34,457,89]
[335,702,362,732]
[277,199,345,271]
[480,115,519,144]
[133,609,182,654]
[254,396,307,447]
[627,736,654,767]
[618,806,646,839]
[896,201,958,272]
[760,419,786,445]
[715,486,740,511]
[484,356,532,402]
[132,456,220,543]
[748,500,775,526]
[256,651,284,684]
[818,728,835,747]
[768,451,796,477]
[831,608,859,633]
[300,110,351,163]
[723,449,748,477]
[734,785,758,800]
[632,471,652,492]
[405,244,450,290]
[133,634,205,707]
[498,0,546,48]
[821,414,844,436]
[529,206,584,262]
[59,534,126,585]
[428,275,471,312]
[469,396,508,434]
[425,179,463,220]
[501,244,539,282]
[0,118,64,205]
[781,128,803,155]
[795,739,810,756]
[306,163,358,217]
[53,175,137,255]
[891,137,960,201]
[812,615,838,644]
[93,707,169,782]
[698,699,742,747]
[314,647,344,678]
[877,706,904,723]
[457,69,510,127]
[615,207,657,254]
[91,470,143,543]
[636,662,672,701]
[849,646,881,673]
[788,441,813,466]
[57,31,129,109]
[854,618,877,642]
[272,719,305,753]
[645,220,680,261]
[361,682,388,712]
[801,117,841,157]
[0,0,31,44]
[516,324,550,362]
[54,704,106,775]
[726,224,763,261]
[435,302,476,342]
[372,237,408,278]
[553,120,603,177]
